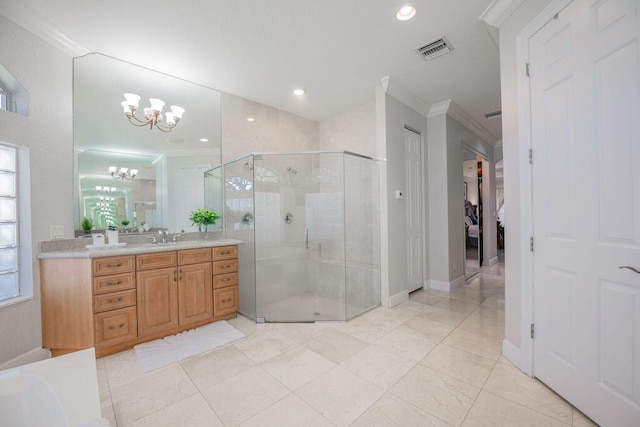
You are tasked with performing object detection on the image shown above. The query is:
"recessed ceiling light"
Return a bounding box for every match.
[247,117,255,122]
[293,88,305,96]
[396,5,416,21]
[199,138,208,142]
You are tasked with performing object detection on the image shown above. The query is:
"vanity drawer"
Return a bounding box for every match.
[93,256,135,276]
[136,251,177,271]
[94,306,137,348]
[213,272,238,289]
[178,248,212,265]
[93,272,135,294]
[93,289,136,313]
[213,259,238,275]
[213,286,238,317]
[212,245,238,261]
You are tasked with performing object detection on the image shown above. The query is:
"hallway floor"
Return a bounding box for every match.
[98,260,597,426]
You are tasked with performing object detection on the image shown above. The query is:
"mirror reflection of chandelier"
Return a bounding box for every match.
[120,93,184,132]
[109,166,137,180]
[96,186,116,194]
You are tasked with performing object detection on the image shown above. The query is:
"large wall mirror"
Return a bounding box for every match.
[74,53,222,233]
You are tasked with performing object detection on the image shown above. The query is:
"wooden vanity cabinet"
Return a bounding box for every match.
[91,256,138,350]
[136,266,179,337]
[177,248,213,327]
[212,246,239,316]
[41,244,238,358]
[136,248,213,336]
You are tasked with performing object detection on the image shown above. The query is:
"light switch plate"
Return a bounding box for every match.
[49,225,64,240]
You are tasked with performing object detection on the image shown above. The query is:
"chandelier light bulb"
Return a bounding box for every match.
[148,98,165,114]
[124,93,141,109]
[170,106,185,120]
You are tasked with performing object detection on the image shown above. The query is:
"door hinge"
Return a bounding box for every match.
[530,323,535,339]
[530,236,534,252]
[528,149,533,165]
[526,62,531,77]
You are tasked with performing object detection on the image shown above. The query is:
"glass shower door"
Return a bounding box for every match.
[254,153,345,322]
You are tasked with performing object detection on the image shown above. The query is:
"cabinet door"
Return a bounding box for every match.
[137,267,178,337]
[178,263,213,326]
[213,286,238,317]
[94,306,137,348]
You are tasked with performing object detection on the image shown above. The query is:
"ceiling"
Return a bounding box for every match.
[1,0,502,143]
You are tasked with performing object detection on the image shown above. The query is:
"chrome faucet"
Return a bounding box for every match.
[172,234,182,244]
[158,229,169,244]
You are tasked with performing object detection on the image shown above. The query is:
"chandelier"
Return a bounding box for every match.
[121,93,184,132]
[96,186,116,194]
[109,166,137,180]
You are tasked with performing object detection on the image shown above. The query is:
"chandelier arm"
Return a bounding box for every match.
[155,124,173,133]
[127,116,152,127]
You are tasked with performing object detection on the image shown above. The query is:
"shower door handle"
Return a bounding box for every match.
[305,229,309,249]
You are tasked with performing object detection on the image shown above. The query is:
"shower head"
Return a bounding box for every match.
[287,167,297,175]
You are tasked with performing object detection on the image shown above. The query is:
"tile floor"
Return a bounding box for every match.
[98,261,599,426]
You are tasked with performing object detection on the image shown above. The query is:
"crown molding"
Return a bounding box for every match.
[428,99,499,146]
[479,0,526,28]
[0,2,89,57]
[379,76,431,118]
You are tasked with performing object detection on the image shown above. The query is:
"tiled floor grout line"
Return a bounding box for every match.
[481,388,573,426]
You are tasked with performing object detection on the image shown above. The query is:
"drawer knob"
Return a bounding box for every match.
[106,263,123,268]
[107,297,124,304]
[105,280,123,286]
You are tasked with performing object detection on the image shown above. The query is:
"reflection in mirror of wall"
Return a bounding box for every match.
[73,53,222,233]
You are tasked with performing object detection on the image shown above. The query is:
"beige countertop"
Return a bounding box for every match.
[37,238,243,259]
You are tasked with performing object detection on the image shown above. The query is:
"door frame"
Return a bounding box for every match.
[512,0,574,375]
[461,143,486,279]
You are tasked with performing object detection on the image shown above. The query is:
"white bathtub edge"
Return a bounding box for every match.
[0,347,51,371]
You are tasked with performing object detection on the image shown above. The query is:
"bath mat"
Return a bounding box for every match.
[134,321,245,372]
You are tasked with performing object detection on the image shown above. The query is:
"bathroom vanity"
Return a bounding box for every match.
[38,240,240,358]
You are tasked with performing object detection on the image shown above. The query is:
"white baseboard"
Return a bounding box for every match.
[488,256,499,267]
[502,339,532,376]
[0,347,51,371]
[450,275,465,291]
[427,276,465,292]
[428,279,450,291]
[388,290,409,308]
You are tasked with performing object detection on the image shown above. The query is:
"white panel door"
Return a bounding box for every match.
[530,1,640,425]
[404,128,423,292]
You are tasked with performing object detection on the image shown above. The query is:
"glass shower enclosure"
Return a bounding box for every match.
[209,151,380,322]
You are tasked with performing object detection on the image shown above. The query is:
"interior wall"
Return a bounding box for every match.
[380,93,429,304]
[426,113,450,285]
[498,0,552,367]
[221,93,319,162]
[0,16,73,364]
[319,101,376,158]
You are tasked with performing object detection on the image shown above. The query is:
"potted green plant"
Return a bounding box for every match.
[189,208,221,237]
[120,219,129,231]
[80,217,94,235]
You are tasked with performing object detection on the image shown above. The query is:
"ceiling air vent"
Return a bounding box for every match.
[416,37,453,61]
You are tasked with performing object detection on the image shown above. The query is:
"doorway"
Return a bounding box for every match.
[462,148,484,279]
